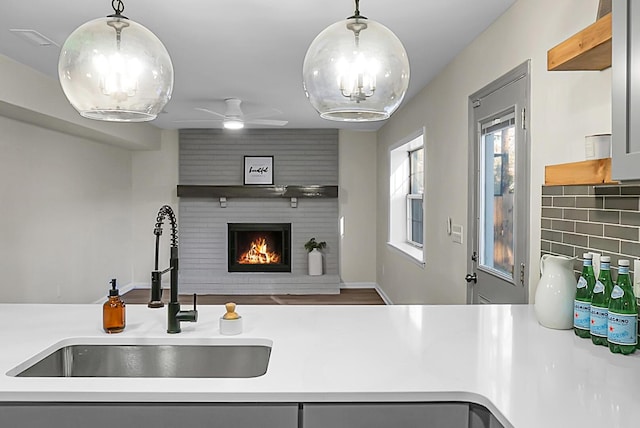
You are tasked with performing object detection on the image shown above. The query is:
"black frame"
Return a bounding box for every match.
[228,223,291,273]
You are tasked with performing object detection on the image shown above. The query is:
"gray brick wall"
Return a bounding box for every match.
[179,129,338,185]
[178,129,340,294]
[541,185,640,276]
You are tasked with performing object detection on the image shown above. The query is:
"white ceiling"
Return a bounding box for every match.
[0,0,516,131]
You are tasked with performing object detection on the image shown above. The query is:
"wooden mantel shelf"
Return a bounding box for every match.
[544,158,618,186]
[177,185,338,199]
[547,13,611,71]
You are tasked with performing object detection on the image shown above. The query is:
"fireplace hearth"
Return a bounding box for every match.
[228,223,291,273]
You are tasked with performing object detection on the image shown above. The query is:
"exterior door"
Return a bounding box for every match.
[467,61,530,304]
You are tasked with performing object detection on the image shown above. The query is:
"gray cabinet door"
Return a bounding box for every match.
[0,403,299,428]
[612,1,640,180]
[302,403,469,428]
[469,404,506,428]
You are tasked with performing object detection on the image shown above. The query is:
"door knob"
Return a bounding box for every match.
[465,273,477,284]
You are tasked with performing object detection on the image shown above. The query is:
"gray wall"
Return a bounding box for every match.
[180,129,338,185]
[178,129,340,294]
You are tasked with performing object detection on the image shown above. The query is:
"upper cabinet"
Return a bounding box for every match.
[547,13,612,71]
[612,1,640,180]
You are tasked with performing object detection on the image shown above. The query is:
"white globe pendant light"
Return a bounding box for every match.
[58,0,174,122]
[303,0,410,122]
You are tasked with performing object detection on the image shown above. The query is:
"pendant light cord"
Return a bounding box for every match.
[348,0,367,20]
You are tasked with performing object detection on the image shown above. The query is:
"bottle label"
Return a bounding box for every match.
[583,259,593,266]
[593,280,604,294]
[590,306,608,337]
[577,277,588,289]
[611,285,624,299]
[619,266,629,275]
[608,311,638,345]
[574,300,591,330]
[601,262,610,270]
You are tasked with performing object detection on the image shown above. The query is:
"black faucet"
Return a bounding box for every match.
[149,205,198,334]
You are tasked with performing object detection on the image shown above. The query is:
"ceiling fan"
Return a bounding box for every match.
[180,98,288,129]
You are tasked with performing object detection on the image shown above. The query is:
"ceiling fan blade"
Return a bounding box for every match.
[245,119,289,127]
[243,108,283,120]
[173,119,223,123]
[194,107,227,119]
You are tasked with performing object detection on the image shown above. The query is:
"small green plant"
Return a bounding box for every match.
[304,237,326,253]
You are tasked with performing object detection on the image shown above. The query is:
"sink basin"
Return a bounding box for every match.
[10,339,271,378]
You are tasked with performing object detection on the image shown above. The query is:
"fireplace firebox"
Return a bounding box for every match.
[228,223,291,273]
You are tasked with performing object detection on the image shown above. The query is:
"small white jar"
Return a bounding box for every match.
[220,316,243,335]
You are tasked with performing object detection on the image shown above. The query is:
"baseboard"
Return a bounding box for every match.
[340,282,377,289]
[374,285,393,305]
[340,282,393,305]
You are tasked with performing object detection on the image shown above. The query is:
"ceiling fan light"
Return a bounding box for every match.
[223,119,244,130]
[58,3,173,122]
[302,5,410,122]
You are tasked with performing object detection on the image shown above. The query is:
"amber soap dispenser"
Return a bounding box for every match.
[103,278,126,333]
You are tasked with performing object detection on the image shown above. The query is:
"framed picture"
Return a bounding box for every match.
[244,156,274,185]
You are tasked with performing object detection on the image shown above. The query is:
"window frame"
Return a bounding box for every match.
[388,130,425,265]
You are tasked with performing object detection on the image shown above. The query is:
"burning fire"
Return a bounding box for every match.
[238,237,281,264]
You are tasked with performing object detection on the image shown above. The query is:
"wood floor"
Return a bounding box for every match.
[122,288,385,305]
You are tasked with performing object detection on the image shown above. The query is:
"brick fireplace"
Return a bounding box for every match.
[177,129,340,294]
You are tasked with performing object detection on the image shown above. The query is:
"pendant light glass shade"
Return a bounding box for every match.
[58,10,173,122]
[303,11,410,122]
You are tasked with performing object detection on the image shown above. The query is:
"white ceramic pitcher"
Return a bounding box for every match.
[534,254,576,329]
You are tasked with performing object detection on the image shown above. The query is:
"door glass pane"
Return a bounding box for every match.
[480,117,515,280]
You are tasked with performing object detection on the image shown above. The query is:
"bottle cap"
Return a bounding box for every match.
[619,259,630,267]
[583,253,593,260]
[109,278,119,296]
[600,256,610,263]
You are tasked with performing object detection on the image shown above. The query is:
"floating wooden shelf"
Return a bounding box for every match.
[177,185,338,199]
[547,13,611,71]
[544,158,618,186]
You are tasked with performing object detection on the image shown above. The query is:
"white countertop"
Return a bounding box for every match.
[0,303,638,428]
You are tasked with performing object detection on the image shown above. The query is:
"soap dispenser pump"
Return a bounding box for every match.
[103,278,126,333]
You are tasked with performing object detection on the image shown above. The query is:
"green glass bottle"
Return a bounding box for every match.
[574,253,595,338]
[637,306,640,350]
[635,282,640,350]
[591,256,613,346]
[607,260,638,355]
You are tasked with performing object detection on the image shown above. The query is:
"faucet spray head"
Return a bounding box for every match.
[154,205,178,247]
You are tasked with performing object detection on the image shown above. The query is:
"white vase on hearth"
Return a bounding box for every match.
[308,248,323,276]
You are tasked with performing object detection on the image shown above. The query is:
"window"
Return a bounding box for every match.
[407,147,424,247]
[389,132,425,264]
[480,114,515,278]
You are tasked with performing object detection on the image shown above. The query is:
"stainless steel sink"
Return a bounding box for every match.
[11,341,271,378]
